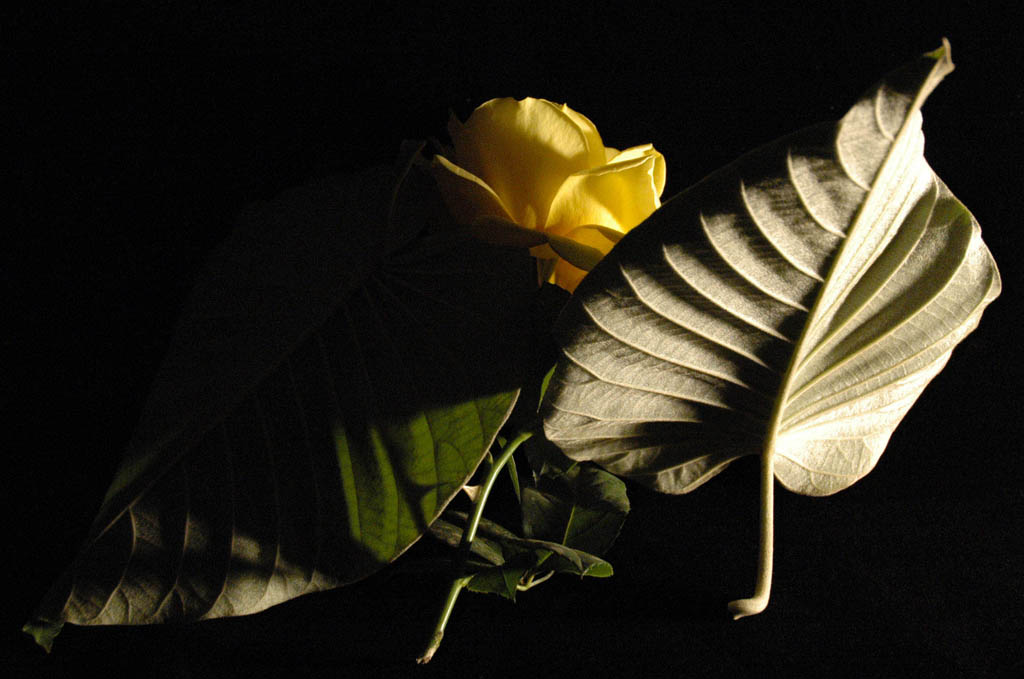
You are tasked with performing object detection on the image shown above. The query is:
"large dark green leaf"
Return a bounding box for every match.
[25,160,536,650]
[543,42,1000,617]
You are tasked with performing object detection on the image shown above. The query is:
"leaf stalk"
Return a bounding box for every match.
[416,429,534,663]
[727,450,774,619]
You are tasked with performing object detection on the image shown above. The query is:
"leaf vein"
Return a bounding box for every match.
[741,175,824,280]
[700,210,808,311]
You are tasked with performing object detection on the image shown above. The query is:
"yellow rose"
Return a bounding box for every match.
[431,97,666,292]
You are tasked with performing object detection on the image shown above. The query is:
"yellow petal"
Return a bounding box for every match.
[547,231,608,272]
[544,152,663,236]
[449,97,596,229]
[551,259,588,293]
[529,242,558,260]
[608,144,667,197]
[430,154,514,225]
[605,144,654,162]
[549,225,621,292]
[559,103,607,168]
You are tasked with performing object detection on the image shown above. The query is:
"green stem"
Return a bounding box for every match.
[461,430,532,547]
[416,575,471,664]
[416,429,534,664]
[505,452,521,503]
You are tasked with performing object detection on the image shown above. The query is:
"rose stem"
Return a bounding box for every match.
[416,429,534,663]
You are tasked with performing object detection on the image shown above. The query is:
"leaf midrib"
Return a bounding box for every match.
[763,51,949,461]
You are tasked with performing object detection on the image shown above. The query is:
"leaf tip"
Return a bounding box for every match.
[925,37,955,78]
[22,619,63,653]
[925,38,954,90]
[888,37,957,120]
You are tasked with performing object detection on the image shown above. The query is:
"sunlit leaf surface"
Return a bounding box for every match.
[542,41,999,616]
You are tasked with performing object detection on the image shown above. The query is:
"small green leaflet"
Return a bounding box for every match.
[521,436,629,557]
[430,511,614,601]
[428,439,628,601]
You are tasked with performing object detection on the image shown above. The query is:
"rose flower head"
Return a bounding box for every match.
[431,97,666,292]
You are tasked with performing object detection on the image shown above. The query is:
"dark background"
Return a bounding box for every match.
[6,3,1022,677]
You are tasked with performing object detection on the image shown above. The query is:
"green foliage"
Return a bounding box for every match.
[522,437,629,557]
[24,152,538,648]
[430,510,615,601]
[425,427,628,607]
[24,41,1000,662]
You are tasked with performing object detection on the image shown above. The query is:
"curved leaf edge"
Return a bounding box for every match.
[23,151,534,649]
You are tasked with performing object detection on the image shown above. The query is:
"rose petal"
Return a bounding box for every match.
[430,154,514,225]
[607,144,666,197]
[547,231,608,272]
[544,152,663,236]
[559,103,607,169]
[529,242,558,260]
[606,144,654,163]
[551,259,588,293]
[550,225,622,291]
[562,224,622,253]
[450,97,595,229]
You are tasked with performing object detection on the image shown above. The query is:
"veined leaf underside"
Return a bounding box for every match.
[545,42,999,497]
[543,42,999,617]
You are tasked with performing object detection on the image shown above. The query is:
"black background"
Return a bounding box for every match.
[6,3,1023,678]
